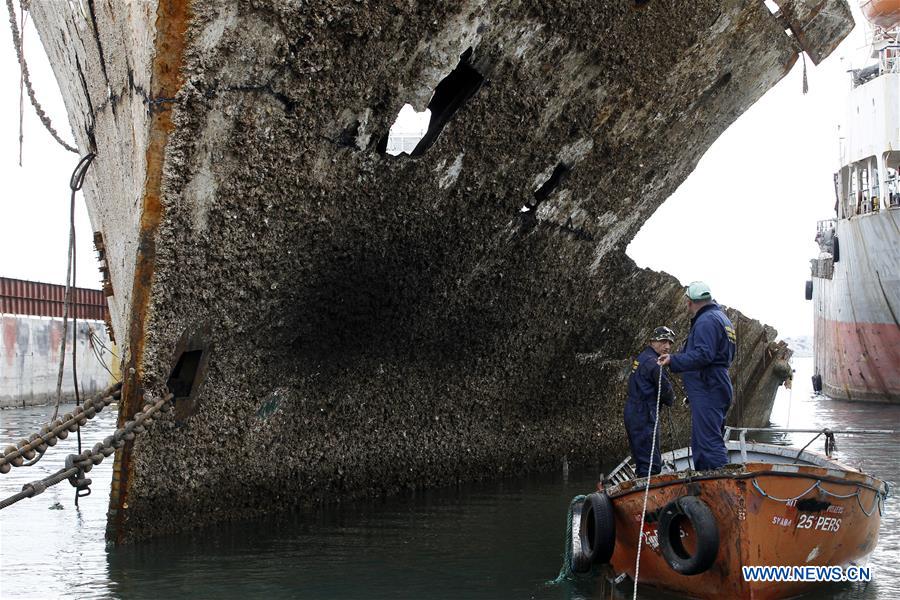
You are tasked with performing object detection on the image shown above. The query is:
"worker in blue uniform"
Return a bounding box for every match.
[625,326,676,477]
[658,281,736,471]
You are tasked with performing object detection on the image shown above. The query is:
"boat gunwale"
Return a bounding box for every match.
[605,464,888,501]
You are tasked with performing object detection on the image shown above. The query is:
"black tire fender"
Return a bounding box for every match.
[805,280,813,300]
[580,492,616,565]
[658,496,719,576]
[833,235,840,263]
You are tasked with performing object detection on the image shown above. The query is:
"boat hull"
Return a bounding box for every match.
[812,210,900,403]
[606,464,884,599]
[861,0,900,29]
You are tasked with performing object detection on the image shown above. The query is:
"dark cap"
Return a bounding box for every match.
[651,326,676,343]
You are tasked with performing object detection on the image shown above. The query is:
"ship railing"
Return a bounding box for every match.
[724,427,896,462]
[816,218,835,233]
[605,427,895,486]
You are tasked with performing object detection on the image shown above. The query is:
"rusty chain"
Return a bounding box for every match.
[0,382,121,474]
[0,391,174,510]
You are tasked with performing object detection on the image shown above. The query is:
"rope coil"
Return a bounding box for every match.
[0,391,173,510]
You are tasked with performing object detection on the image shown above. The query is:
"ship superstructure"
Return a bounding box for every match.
[809,0,900,402]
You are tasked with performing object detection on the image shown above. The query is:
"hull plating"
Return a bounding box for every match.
[812,209,900,403]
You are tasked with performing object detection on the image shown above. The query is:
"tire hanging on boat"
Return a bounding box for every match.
[569,498,592,573]
[658,496,719,576]
[580,492,616,565]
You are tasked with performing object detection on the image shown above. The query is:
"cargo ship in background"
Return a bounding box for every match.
[808,0,900,403]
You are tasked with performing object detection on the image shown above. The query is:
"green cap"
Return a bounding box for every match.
[685,281,712,301]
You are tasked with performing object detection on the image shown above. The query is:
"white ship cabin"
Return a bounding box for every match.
[834,30,900,220]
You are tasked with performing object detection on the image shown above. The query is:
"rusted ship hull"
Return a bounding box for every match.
[812,212,900,403]
[25,0,853,542]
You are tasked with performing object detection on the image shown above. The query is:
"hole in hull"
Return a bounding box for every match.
[167,349,204,399]
[383,104,431,156]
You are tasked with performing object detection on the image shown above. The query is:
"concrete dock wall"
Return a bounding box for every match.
[0,315,117,409]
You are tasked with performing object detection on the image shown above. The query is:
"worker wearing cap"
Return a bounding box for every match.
[625,326,676,477]
[658,281,736,471]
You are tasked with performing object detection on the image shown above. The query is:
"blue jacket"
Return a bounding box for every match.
[668,302,736,404]
[627,346,674,410]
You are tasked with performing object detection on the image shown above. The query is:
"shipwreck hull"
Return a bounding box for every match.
[27,0,851,541]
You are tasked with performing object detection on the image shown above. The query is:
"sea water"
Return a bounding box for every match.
[0,356,896,599]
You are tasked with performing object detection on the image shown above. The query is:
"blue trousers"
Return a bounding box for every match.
[624,401,662,477]
[689,393,731,470]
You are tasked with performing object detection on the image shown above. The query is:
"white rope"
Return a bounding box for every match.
[633,364,664,599]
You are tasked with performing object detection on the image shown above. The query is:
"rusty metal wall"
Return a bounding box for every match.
[0,277,109,321]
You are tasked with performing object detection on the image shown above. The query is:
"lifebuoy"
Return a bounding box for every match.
[581,492,616,565]
[658,496,719,576]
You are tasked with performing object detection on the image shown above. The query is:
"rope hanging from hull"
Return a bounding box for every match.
[4,0,78,154]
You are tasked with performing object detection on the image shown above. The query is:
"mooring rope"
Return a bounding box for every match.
[0,391,172,510]
[4,0,78,154]
[632,365,664,599]
[16,0,25,165]
[49,153,96,426]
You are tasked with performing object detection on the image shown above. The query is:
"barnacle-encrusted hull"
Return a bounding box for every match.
[27,0,852,541]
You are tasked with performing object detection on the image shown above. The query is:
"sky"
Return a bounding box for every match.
[0,4,872,339]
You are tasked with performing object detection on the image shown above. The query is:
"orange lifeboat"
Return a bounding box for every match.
[861,0,900,29]
[562,429,890,599]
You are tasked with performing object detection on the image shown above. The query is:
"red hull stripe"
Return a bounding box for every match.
[816,318,900,401]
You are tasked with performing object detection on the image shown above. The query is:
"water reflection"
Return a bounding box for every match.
[0,357,896,599]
